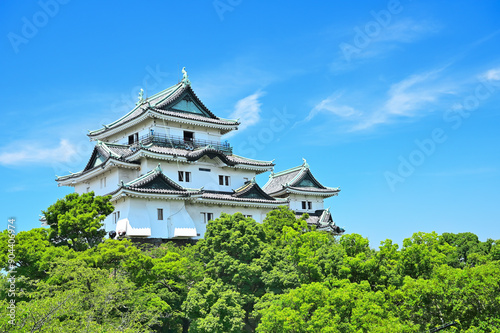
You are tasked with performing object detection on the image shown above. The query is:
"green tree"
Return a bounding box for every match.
[196,212,267,326]
[256,281,417,333]
[398,232,454,279]
[184,278,245,333]
[42,192,114,251]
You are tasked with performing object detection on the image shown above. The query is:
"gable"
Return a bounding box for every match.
[84,150,107,171]
[197,155,224,165]
[294,171,324,189]
[234,183,276,201]
[237,187,268,199]
[140,176,179,190]
[170,94,211,117]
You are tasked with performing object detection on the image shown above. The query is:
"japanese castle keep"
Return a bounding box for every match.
[56,69,344,240]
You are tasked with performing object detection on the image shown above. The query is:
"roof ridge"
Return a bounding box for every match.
[105,142,130,147]
[147,82,183,101]
[270,164,304,178]
[151,82,185,108]
[124,164,162,187]
[89,104,144,135]
[97,141,121,159]
[231,154,275,164]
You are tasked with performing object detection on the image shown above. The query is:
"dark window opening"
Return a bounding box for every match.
[199,168,211,172]
[184,131,194,142]
[158,208,163,220]
[179,171,191,182]
[201,212,214,223]
[128,133,139,144]
[302,201,306,210]
[219,175,230,186]
[307,202,312,210]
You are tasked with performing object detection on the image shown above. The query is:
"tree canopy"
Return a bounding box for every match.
[2,199,499,332]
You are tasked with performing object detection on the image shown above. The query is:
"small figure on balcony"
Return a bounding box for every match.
[150,128,154,136]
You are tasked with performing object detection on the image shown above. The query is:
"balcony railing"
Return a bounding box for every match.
[137,133,232,154]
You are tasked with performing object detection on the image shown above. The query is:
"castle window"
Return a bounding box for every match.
[184,131,194,142]
[302,201,306,210]
[113,211,120,223]
[201,212,214,223]
[178,171,191,182]
[100,177,107,189]
[157,208,163,220]
[308,201,312,210]
[219,175,230,186]
[128,132,139,144]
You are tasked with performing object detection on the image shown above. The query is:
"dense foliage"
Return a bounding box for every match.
[1,195,499,332]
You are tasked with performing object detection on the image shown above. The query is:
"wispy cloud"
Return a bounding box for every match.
[225,91,266,137]
[301,64,494,132]
[304,92,360,122]
[353,68,451,130]
[0,139,79,167]
[482,67,500,81]
[377,19,440,43]
[332,19,440,72]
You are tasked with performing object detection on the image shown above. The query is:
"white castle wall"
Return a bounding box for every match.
[288,193,324,212]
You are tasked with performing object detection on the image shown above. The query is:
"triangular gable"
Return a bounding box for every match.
[234,182,276,201]
[83,148,107,171]
[129,172,185,191]
[140,176,180,191]
[157,88,217,119]
[170,95,210,117]
[293,170,326,189]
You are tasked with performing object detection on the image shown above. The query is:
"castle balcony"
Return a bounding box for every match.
[137,133,233,155]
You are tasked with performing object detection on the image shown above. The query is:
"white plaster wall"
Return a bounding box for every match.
[106,119,156,144]
[73,169,121,196]
[106,197,200,239]
[139,158,258,191]
[117,168,140,184]
[288,193,324,212]
[104,197,128,232]
[185,202,272,239]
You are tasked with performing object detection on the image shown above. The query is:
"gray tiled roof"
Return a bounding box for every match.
[110,165,202,197]
[201,191,283,205]
[295,209,344,235]
[140,145,274,167]
[287,186,339,193]
[89,83,238,137]
[57,142,273,182]
[262,169,301,194]
[263,162,338,196]
[151,107,239,125]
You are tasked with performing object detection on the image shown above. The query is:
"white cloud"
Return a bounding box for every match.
[333,19,440,70]
[383,69,444,115]
[306,92,360,122]
[376,19,440,44]
[304,67,460,132]
[0,139,78,166]
[482,67,500,81]
[225,91,266,136]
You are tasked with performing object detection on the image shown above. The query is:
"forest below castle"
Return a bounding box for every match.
[1,192,499,332]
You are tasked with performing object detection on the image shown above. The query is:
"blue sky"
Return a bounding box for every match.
[1,0,499,247]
